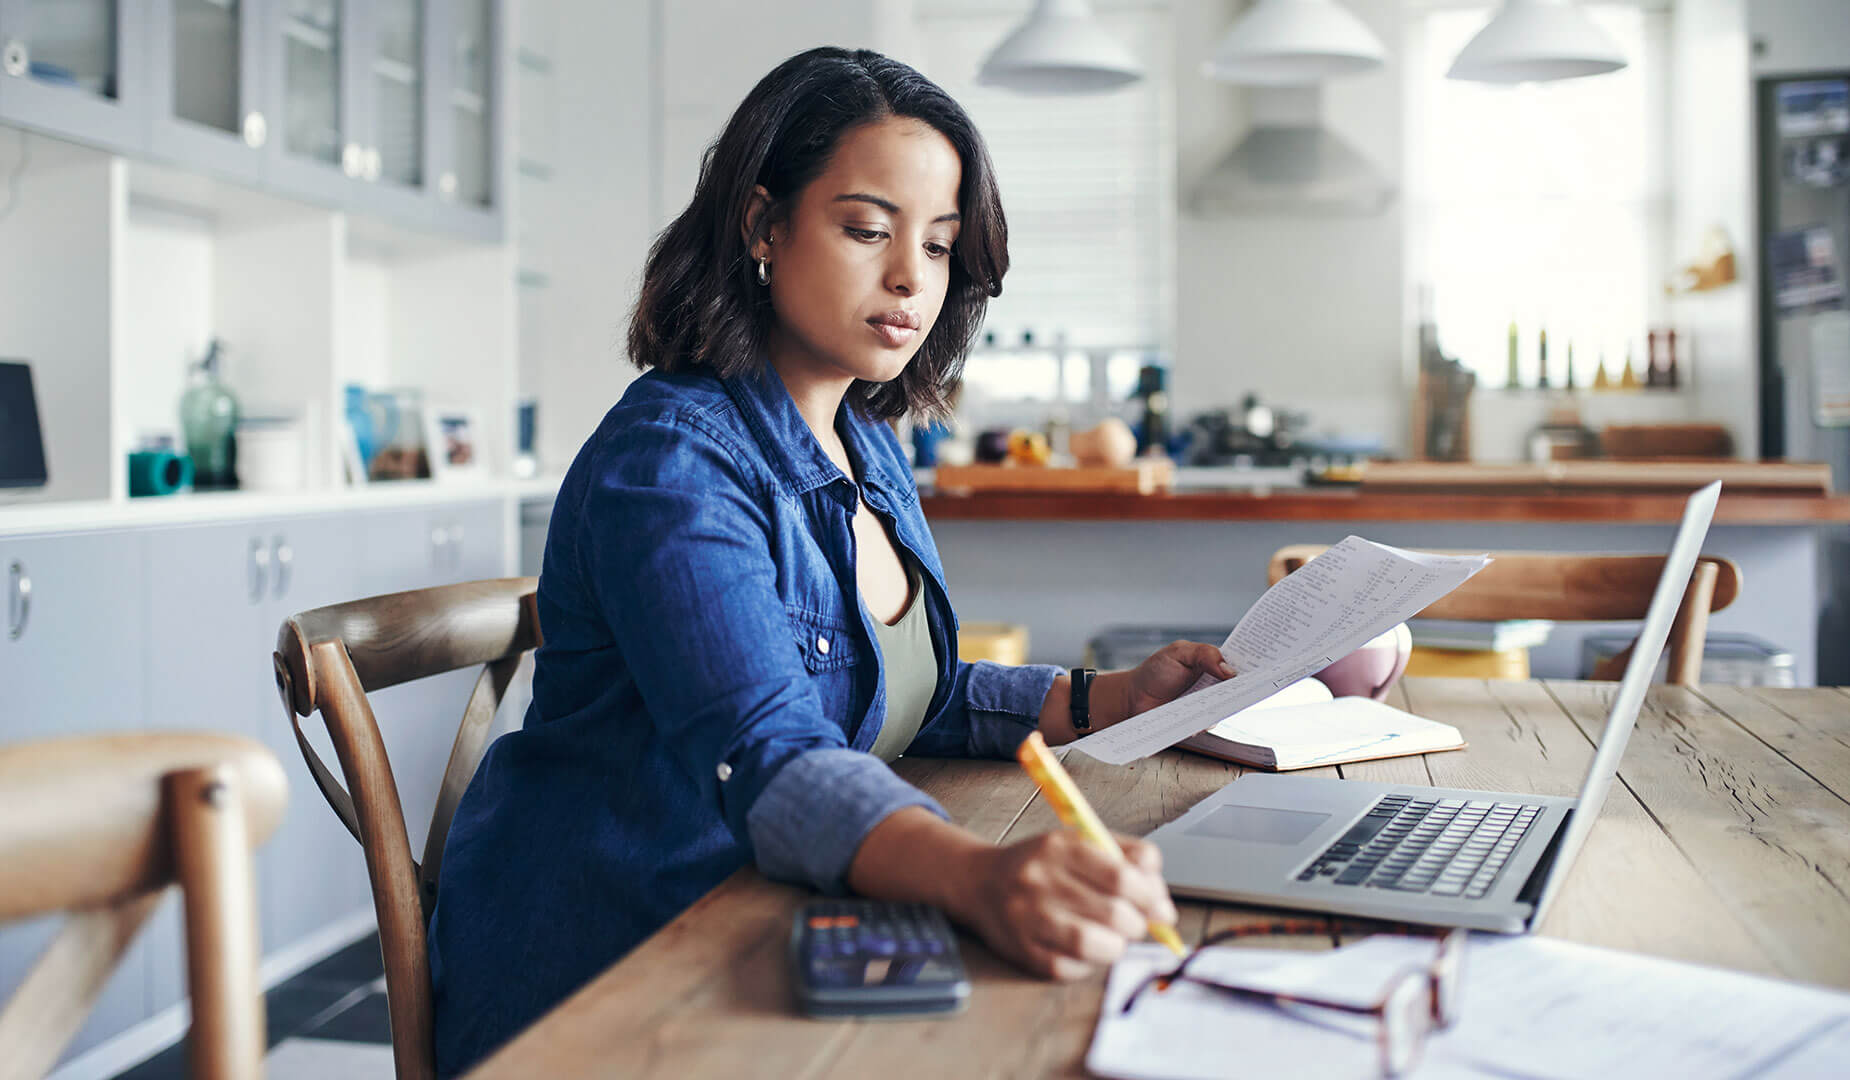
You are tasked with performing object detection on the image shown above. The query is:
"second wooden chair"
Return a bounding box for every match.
[1267,547,1741,686]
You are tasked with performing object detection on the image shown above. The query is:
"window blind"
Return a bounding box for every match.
[913,5,1175,352]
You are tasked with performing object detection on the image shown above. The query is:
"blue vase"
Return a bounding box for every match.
[344,385,377,463]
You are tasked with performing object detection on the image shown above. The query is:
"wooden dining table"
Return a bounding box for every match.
[464,679,1850,1078]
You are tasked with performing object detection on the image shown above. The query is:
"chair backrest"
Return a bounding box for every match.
[1266,547,1742,686]
[271,578,540,1080]
[0,733,286,1080]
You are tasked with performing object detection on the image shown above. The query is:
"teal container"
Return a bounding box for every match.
[128,451,194,497]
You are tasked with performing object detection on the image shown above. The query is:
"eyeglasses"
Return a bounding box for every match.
[1120,921,1467,1077]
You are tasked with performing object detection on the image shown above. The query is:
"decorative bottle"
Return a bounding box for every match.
[180,339,240,489]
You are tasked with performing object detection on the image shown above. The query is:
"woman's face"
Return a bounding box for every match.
[753,116,964,390]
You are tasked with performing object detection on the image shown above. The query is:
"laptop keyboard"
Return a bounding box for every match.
[1295,794,1544,899]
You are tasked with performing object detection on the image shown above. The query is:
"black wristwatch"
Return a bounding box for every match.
[1069,668,1097,732]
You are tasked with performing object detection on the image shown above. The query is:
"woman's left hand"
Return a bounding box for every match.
[1123,641,1236,717]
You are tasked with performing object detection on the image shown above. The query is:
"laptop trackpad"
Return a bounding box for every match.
[1185,805,1330,845]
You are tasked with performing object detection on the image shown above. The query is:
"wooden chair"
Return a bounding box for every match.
[271,578,541,1080]
[1267,547,1742,687]
[0,733,287,1080]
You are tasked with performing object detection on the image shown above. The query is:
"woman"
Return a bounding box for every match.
[428,46,1231,1075]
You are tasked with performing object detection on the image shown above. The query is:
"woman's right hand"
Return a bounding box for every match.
[950,829,1179,980]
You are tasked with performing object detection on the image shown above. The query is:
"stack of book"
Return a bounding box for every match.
[1406,618,1553,652]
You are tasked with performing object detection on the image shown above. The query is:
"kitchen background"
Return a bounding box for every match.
[0,0,1841,491]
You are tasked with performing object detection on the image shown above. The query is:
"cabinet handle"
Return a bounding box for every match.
[342,143,365,178]
[242,110,267,148]
[248,538,271,604]
[7,560,29,641]
[2,40,27,79]
[438,171,459,200]
[430,525,450,569]
[272,537,294,600]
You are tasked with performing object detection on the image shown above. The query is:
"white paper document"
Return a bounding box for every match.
[1089,936,1850,1080]
[1069,536,1490,765]
[1087,945,1491,1080]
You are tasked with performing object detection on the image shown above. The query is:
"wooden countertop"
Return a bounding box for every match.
[464,681,1850,1079]
[919,488,1850,524]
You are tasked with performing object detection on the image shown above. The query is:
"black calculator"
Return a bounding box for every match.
[789,900,970,1018]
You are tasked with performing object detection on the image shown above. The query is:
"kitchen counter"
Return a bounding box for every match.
[917,488,1850,524]
[0,475,569,538]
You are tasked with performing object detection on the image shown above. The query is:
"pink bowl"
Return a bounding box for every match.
[1312,623,1413,701]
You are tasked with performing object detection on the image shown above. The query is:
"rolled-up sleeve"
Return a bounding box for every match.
[747,749,945,892]
[581,411,943,893]
[908,659,1062,760]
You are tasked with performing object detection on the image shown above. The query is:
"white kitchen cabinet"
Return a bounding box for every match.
[0,529,151,1063]
[0,497,509,1064]
[141,515,374,1016]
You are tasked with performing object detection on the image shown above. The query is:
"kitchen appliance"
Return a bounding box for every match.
[0,361,49,489]
[1756,73,1850,683]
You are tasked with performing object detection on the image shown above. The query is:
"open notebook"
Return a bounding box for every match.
[1174,680,1465,771]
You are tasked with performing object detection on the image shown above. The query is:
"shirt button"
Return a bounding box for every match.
[716,761,733,782]
[816,635,831,655]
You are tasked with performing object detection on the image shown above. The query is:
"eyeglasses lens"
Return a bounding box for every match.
[1432,932,1465,1027]
[1381,973,1434,1076]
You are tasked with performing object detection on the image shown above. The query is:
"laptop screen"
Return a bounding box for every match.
[1528,481,1722,925]
[0,362,49,489]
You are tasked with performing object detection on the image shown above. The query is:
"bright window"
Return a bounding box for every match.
[1405,4,1671,389]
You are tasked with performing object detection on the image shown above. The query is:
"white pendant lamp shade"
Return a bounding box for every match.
[977,0,1144,95]
[1201,0,1386,87]
[1446,0,1627,84]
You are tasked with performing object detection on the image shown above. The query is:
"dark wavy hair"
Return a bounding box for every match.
[626,47,1007,421]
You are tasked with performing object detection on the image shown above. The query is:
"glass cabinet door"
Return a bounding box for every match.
[149,0,264,180]
[8,0,117,98]
[279,0,343,171]
[0,0,144,149]
[369,0,423,190]
[445,0,493,210]
[170,0,240,138]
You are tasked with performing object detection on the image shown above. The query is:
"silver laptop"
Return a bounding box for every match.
[1148,481,1722,934]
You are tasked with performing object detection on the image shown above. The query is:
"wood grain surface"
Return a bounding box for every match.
[465,680,1850,1079]
[917,490,1850,524]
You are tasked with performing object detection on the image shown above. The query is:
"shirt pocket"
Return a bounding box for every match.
[785,605,861,673]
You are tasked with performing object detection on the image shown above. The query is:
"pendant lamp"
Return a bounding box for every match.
[977,0,1143,95]
[1201,0,1385,87]
[1446,0,1627,84]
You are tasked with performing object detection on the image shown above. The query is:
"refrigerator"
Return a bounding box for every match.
[1757,74,1850,684]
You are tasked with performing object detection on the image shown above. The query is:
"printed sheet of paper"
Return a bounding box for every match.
[1069,537,1490,765]
[1087,945,1494,1080]
[1218,935,1850,1080]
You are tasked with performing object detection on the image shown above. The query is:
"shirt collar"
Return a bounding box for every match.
[722,364,909,499]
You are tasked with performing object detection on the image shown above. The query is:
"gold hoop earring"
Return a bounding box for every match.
[756,258,770,285]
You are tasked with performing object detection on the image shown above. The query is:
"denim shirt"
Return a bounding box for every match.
[427,365,1061,1075]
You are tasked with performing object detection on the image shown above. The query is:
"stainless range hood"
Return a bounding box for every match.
[1189,86,1395,216]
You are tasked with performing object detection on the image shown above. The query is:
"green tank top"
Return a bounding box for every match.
[866,563,939,762]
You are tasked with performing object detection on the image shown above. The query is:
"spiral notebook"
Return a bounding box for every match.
[1174,682,1465,771]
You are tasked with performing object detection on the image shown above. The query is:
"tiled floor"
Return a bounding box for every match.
[113,933,395,1080]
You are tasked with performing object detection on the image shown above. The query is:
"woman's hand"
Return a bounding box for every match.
[949,829,1178,980]
[1122,640,1235,718]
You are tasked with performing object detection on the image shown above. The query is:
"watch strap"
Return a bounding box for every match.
[1070,668,1097,733]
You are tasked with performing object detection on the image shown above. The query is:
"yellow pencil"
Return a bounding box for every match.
[1015,731,1187,957]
